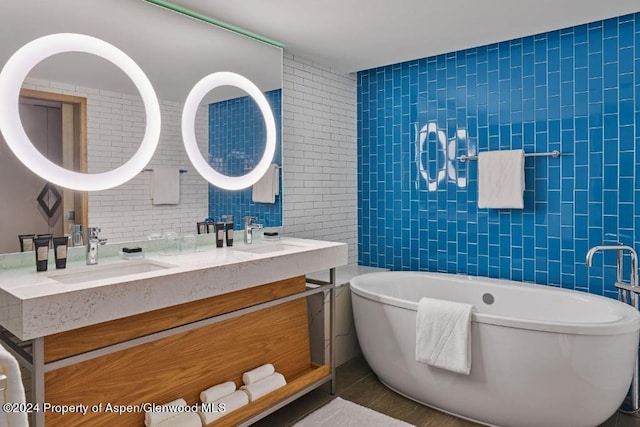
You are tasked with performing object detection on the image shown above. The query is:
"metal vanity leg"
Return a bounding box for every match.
[32,338,45,427]
[329,268,336,395]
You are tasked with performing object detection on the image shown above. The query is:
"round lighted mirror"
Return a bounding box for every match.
[0,33,161,191]
[181,71,276,191]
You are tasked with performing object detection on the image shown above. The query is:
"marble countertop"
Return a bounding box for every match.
[0,237,347,340]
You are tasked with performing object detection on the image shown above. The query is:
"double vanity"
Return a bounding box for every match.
[0,236,347,426]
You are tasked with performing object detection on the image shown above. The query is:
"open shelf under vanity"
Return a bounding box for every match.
[0,271,337,426]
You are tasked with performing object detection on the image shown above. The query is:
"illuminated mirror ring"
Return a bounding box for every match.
[182,71,276,191]
[0,33,161,191]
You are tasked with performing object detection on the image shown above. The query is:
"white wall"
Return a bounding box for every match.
[22,78,209,243]
[281,52,358,264]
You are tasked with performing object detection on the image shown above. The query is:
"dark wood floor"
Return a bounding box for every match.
[252,356,640,427]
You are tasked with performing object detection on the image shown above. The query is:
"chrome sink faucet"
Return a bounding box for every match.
[244,216,263,244]
[86,227,108,265]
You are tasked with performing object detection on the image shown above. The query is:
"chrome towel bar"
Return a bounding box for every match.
[456,150,561,162]
[142,168,187,173]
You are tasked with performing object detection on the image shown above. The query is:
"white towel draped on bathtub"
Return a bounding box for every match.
[415,297,474,375]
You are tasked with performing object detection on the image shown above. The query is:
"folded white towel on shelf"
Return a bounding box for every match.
[242,363,275,385]
[199,390,249,425]
[415,297,474,375]
[153,412,201,427]
[151,167,181,205]
[144,398,187,427]
[0,344,27,427]
[252,164,279,203]
[240,372,286,401]
[477,149,524,209]
[200,381,236,404]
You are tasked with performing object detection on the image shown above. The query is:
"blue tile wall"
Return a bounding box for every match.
[357,14,640,299]
[208,89,282,229]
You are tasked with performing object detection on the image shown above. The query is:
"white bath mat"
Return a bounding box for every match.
[293,397,415,427]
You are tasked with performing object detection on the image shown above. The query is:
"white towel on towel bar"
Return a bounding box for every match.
[151,167,180,205]
[415,297,474,375]
[477,149,524,209]
[0,344,27,427]
[252,164,279,203]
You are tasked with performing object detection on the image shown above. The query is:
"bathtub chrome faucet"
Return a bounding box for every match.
[585,245,639,296]
[586,244,639,413]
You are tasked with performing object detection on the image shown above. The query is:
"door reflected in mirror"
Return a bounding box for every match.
[0,90,87,254]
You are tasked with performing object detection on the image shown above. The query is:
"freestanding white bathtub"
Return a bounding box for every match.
[350,271,640,427]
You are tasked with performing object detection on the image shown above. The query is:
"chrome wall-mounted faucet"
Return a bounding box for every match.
[244,216,263,244]
[86,227,108,265]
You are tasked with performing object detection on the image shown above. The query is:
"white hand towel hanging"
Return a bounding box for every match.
[477,149,524,209]
[252,164,279,203]
[151,167,181,205]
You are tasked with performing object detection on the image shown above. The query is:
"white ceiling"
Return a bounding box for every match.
[1,0,281,103]
[171,0,640,73]
[4,1,639,97]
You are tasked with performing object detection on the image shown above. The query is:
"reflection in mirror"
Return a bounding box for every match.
[206,87,282,227]
[0,0,282,253]
[0,89,88,254]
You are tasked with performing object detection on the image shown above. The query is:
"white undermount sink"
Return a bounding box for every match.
[233,242,304,255]
[47,260,174,284]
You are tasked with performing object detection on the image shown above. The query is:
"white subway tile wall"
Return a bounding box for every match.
[282,53,358,264]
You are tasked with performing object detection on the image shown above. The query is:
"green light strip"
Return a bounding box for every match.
[143,0,283,48]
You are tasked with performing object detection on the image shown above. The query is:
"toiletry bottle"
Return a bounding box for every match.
[34,237,51,271]
[206,218,215,234]
[215,220,225,248]
[197,221,207,235]
[225,215,234,247]
[53,236,69,269]
[18,234,35,252]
